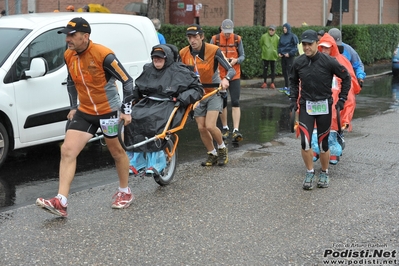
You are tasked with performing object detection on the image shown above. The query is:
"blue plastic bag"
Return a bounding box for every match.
[127,151,147,174]
[146,150,166,174]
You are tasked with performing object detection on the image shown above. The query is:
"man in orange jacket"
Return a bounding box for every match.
[180,24,236,167]
[36,17,134,217]
[210,19,246,143]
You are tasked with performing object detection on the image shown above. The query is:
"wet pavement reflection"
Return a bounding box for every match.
[0,74,398,211]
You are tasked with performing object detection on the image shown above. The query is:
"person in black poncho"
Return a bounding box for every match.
[125,44,204,175]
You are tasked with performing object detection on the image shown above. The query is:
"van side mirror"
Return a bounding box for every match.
[24,57,48,78]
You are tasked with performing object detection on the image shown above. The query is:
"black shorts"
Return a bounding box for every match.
[67,110,119,138]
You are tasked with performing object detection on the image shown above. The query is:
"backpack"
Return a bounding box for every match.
[213,33,240,51]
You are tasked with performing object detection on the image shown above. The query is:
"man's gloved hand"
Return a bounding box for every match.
[357,78,364,88]
[335,99,345,111]
[289,98,298,111]
[121,102,132,115]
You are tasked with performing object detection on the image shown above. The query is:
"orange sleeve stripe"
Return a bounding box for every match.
[111,59,128,82]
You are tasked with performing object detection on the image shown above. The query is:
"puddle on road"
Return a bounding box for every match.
[0,74,398,210]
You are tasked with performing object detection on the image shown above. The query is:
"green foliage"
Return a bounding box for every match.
[160,23,399,79]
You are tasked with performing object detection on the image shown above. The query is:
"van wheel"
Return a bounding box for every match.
[0,122,10,168]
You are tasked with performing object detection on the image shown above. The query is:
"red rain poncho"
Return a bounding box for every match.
[318,33,361,131]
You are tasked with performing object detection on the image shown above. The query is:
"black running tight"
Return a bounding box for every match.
[298,102,332,152]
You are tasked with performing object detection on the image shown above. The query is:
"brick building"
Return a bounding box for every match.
[1,0,398,27]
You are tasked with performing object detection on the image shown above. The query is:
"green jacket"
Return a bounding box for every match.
[259,33,280,61]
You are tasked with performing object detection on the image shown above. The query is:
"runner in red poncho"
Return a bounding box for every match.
[312,33,361,164]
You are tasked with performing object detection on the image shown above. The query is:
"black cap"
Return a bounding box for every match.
[301,29,318,43]
[186,24,203,36]
[151,47,166,58]
[58,17,91,34]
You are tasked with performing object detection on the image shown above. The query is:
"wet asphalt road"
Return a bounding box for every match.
[1,62,398,264]
[0,106,399,265]
[0,87,398,265]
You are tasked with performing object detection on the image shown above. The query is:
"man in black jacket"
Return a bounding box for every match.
[289,30,351,190]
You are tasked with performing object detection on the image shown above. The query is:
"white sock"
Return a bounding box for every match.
[208,149,217,156]
[223,126,229,130]
[322,169,328,173]
[233,128,239,132]
[56,194,67,206]
[119,187,130,194]
[218,143,226,149]
[307,169,314,173]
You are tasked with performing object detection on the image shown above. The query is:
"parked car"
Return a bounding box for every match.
[0,13,159,168]
[392,43,399,75]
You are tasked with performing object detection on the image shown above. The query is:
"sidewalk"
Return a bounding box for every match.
[0,103,398,264]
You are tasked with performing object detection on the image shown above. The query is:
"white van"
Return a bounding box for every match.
[0,13,159,168]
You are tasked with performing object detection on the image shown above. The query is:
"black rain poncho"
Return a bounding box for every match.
[124,44,204,152]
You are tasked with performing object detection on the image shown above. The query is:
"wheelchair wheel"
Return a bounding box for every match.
[153,138,177,186]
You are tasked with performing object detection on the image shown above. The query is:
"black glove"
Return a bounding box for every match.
[357,78,364,88]
[121,102,132,114]
[335,99,345,111]
[289,98,298,111]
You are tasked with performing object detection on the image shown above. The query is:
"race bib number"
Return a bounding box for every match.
[306,99,329,115]
[100,118,119,137]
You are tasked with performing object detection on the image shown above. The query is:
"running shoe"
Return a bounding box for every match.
[317,171,330,188]
[221,128,230,140]
[270,83,275,89]
[284,87,291,96]
[217,147,228,166]
[261,82,267,89]
[231,130,243,142]
[302,171,315,190]
[201,152,218,166]
[111,188,134,209]
[36,196,68,217]
[329,155,339,165]
[278,87,287,93]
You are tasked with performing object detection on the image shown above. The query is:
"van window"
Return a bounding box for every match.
[5,28,66,83]
[0,28,30,68]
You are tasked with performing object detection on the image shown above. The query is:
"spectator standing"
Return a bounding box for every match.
[328,28,366,87]
[259,24,280,89]
[210,19,245,143]
[36,17,134,217]
[278,23,298,95]
[289,30,351,190]
[1,10,6,17]
[179,24,236,166]
[151,18,166,44]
